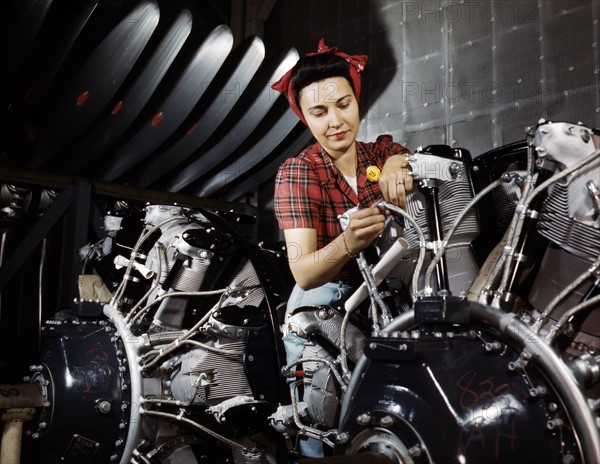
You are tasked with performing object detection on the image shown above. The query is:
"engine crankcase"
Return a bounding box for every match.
[336,299,598,464]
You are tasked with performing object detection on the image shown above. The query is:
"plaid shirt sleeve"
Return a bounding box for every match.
[369,134,411,162]
[274,135,410,284]
[274,157,322,230]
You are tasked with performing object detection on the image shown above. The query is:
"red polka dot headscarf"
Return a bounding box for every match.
[271,38,368,125]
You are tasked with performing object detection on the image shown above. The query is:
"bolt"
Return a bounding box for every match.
[380,415,394,428]
[318,308,332,320]
[356,413,371,426]
[485,341,503,352]
[529,385,547,397]
[547,418,564,430]
[336,432,349,444]
[449,162,461,176]
[408,445,421,458]
[97,400,112,414]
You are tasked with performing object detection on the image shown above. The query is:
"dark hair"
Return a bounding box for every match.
[291,53,354,108]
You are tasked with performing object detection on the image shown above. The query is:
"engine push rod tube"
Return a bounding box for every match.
[500,165,554,304]
[376,201,427,297]
[423,176,507,295]
[419,178,449,291]
[570,276,600,330]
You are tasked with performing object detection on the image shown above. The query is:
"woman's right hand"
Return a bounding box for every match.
[283,207,387,289]
[343,206,387,255]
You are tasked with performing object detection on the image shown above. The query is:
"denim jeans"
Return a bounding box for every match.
[283,281,353,363]
[282,281,353,457]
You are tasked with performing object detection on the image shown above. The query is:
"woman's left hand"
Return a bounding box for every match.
[379,154,413,208]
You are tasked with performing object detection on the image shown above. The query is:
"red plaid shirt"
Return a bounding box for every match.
[274,134,409,283]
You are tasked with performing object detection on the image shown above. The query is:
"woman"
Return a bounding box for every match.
[271,39,412,456]
[273,39,412,318]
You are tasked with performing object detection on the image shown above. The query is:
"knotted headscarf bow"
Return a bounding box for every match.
[271,39,368,125]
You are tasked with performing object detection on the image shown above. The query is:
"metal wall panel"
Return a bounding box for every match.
[270,0,598,159]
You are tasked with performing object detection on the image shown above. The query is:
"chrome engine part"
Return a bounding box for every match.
[527,122,600,355]
[403,146,481,295]
[383,145,482,297]
[278,306,366,430]
[26,205,290,464]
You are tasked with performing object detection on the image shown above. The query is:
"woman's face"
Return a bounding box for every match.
[298,76,359,158]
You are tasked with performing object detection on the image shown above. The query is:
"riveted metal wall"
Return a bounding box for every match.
[264,0,599,160]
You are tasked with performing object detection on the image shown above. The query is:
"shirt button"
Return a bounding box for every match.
[366,165,381,182]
